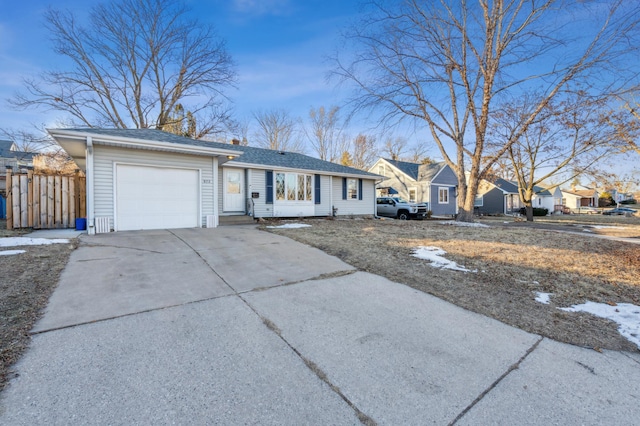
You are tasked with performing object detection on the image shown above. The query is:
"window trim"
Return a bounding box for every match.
[438,187,449,204]
[275,172,314,203]
[347,178,359,200]
[408,187,417,203]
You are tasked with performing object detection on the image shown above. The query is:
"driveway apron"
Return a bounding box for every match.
[2,225,639,425]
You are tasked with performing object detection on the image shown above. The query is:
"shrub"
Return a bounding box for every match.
[518,207,548,216]
[619,199,637,205]
[598,196,614,207]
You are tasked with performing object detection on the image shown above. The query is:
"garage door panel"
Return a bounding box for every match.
[116,165,199,231]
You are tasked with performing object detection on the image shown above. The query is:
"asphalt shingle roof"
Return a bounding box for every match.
[489,177,553,196]
[383,158,446,182]
[383,159,420,180]
[61,128,378,178]
[0,139,36,161]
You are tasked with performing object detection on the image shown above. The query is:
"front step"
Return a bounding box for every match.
[218,215,256,226]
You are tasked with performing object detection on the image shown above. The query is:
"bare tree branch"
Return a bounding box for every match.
[251,109,304,153]
[332,0,640,221]
[9,0,236,139]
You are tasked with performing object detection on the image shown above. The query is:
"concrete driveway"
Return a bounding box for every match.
[1,226,639,425]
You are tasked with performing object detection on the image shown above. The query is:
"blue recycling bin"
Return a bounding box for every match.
[75,218,87,231]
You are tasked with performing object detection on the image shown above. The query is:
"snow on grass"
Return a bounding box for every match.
[266,223,312,229]
[0,237,70,247]
[561,302,640,349]
[535,292,552,304]
[587,225,625,229]
[412,246,476,272]
[0,250,26,256]
[439,221,489,228]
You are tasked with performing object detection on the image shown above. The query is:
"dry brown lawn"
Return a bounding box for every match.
[262,216,640,353]
[0,220,77,390]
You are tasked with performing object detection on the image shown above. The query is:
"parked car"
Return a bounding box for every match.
[376,197,428,220]
[602,207,638,216]
[573,206,599,215]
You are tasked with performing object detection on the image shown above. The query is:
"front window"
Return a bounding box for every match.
[276,173,285,200]
[409,188,417,203]
[378,164,385,176]
[347,178,358,199]
[276,172,313,203]
[438,187,449,204]
[474,195,483,207]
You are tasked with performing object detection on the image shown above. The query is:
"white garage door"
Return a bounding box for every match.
[116,164,199,231]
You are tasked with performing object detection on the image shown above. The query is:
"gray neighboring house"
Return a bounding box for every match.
[49,128,379,234]
[0,139,36,191]
[368,158,458,216]
[1,140,37,219]
[475,177,553,215]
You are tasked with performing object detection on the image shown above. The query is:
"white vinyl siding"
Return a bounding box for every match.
[332,178,376,216]
[314,175,332,216]
[93,145,214,229]
[250,168,272,218]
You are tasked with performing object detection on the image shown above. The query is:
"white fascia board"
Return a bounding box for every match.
[47,129,243,157]
[226,161,380,180]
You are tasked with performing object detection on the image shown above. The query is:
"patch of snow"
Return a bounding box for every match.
[266,223,312,229]
[0,250,26,256]
[0,237,70,247]
[535,292,552,304]
[412,246,477,273]
[582,229,593,233]
[532,280,539,285]
[587,225,624,229]
[561,301,640,349]
[439,221,489,228]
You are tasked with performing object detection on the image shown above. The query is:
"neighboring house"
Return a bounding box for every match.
[475,178,521,215]
[560,187,599,210]
[0,139,36,192]
[49,128,380,234]
[606,188,634,203]
[475,177,553,215]
[368,158,458,216]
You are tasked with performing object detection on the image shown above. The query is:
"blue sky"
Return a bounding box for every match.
[0,0,637,186]
[0,0,364,137]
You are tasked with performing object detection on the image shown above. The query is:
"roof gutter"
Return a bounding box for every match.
[48,129,243,158]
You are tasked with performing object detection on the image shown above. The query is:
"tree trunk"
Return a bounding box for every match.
[525,203,534,221]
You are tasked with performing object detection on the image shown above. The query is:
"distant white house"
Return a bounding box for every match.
[560,187,599,210]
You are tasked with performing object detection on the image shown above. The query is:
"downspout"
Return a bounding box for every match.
[86,136,95,235]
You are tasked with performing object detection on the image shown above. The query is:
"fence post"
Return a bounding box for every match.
[27,167,34,228]
[5,166,12,230]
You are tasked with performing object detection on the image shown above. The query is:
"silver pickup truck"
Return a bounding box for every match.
[376,197,428,220]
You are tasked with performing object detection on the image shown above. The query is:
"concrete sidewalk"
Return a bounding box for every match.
[1,226,639,425]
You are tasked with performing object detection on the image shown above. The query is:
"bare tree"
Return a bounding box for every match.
[252,109,304,152]
[491,94,631,220]
[621,101,640,155]
[9,0,236,139]
[350,133,379,170]
[1,128,57,153]
[382,136,407,161]
[304,106,348,162]
[333,0,640,221]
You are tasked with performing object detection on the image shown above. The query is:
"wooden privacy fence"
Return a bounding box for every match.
[5,167,86,230]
